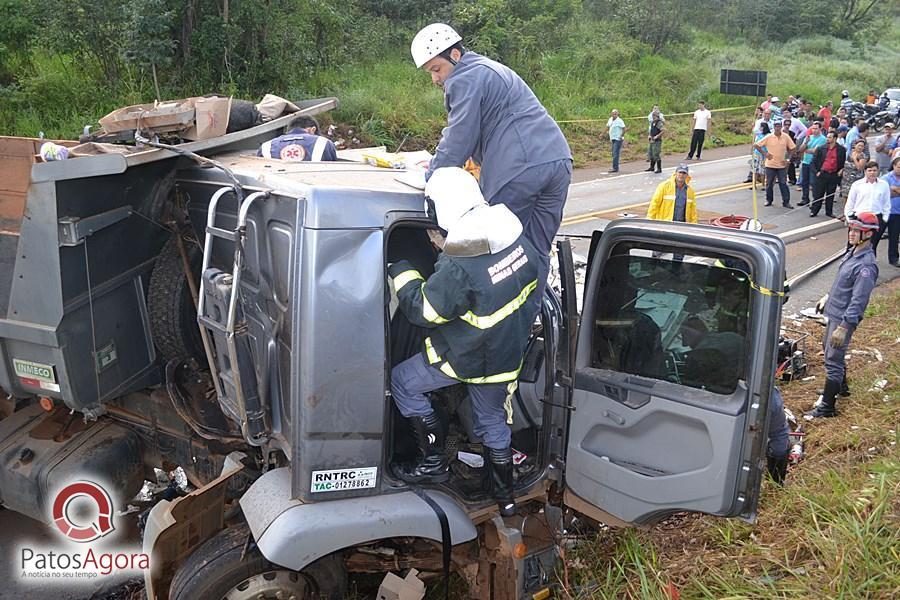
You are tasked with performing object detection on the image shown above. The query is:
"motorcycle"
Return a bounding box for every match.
[867,107,900,132]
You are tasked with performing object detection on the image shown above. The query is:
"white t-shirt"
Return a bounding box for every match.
[693,109,712,130]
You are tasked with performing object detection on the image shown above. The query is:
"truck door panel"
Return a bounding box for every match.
[564,220,785,525]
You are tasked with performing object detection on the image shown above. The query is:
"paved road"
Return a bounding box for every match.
[559,145,899,310]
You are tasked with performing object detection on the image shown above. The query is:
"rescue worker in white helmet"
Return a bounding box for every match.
[410,23,572,307]
[806,212,880,419]
[388,167,541,517]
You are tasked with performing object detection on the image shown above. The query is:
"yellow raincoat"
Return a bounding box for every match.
[647,174,697,223]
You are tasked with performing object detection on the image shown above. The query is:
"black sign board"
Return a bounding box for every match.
[720,69,767,97]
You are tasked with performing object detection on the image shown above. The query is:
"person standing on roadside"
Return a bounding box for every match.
[754,121,796,208]
[811,130,846,218]
[874,122,897,175]
[806,213,880,420]
[645,110,664,173]
[646,105,665,163]
[647,163,697,223]
[411,23,572,301]
[604,109,627,173]
[686,101,712,161]
[846,120,868,149]
[818,101,833,126]
[884,157,900,266]
[783,115,807,186]
[840,139,870,208]
[845,161,892,254]
[768,97,784,121]
[798,122,826,207]
[836,124,850,148]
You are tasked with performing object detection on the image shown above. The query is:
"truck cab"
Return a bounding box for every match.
[0,101,786,599]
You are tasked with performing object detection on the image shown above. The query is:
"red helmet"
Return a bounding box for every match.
[847,212,880,231]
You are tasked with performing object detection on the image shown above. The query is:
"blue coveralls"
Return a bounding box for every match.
[426,51,573,301]
[257,129,338,161]
[822,246,879,382]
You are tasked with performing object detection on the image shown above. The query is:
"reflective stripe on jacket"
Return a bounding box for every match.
[389,235,540,382]
[647,175,698,223]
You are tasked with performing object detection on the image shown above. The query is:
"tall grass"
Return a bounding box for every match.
[565,287,900,599]
[2,22,899,162]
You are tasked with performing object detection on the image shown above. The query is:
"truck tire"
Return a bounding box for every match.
[169,523,347,600]
[148,234,205,363]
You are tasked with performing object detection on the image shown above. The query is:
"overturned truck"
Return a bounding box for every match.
[0,98,787,599]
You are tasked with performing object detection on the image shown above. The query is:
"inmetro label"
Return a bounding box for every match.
[311,467,377,493]
[13,358,60,391]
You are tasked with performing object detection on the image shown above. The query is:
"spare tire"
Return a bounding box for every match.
[148,234,205,364]
[227,99,261,133]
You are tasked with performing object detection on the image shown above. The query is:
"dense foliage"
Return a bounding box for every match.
[0,0,897,148]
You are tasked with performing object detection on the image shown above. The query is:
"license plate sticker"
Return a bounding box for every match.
[311,467,378,493]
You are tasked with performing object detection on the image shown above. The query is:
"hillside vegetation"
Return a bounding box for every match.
[1,2,898,164]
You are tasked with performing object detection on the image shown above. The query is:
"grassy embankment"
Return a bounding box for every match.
[3,29,899,170]
[561,282,900,599]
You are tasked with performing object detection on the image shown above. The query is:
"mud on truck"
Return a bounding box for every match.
[0,98,787,599]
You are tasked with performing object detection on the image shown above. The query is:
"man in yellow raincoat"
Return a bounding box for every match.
[647,163,698,223]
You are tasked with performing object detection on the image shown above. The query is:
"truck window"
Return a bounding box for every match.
[591,246,751,395]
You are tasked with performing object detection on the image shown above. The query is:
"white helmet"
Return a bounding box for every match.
[424,167,485,231]
[841,90,849,97]
[411,23,462,68]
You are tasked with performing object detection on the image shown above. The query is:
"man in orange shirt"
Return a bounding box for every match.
[754,120,797,208]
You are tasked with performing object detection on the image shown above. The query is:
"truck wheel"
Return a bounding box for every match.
[169,523,347,600]
[148,234,205,364]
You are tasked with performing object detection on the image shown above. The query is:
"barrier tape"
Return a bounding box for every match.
[556,104,756,124]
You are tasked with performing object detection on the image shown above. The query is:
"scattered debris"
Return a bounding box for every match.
[457,450,484,469]
[799,307,827,324]
[868,379,888,392]
[378,568,426,600]
[801,375,816,381]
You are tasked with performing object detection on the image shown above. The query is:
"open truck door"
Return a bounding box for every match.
[560,220,786,526]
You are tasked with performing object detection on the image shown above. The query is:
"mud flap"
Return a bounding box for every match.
[142,451,246,600]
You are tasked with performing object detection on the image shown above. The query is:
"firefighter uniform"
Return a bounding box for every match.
[807,212,880,419]
[389,227,540,449]
[822,246,878,383]
[388,166,540,516]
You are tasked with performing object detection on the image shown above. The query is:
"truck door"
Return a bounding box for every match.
[563,220,785,525]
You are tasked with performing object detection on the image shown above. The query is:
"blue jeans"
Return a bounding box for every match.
[611,138,622,171]
[765,167,790,206]
[391,353,512,449]
[800,163,816,204]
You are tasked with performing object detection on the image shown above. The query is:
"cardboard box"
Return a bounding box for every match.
[182,96,232,141]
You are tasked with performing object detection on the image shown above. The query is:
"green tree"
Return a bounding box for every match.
[123,0,178,100]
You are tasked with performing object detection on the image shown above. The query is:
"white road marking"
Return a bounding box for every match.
[570,155,748,187]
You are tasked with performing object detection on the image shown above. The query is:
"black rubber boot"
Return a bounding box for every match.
[766,455,788,486]
[805,378,840,419]
[394,413,449,483]
[655,160,662,173]
[488,447,516,517]
[644,164,655,172]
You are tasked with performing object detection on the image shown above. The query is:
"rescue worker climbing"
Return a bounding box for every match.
[806,212,880,419]
[410,23,572,304]
[388,167,541,517]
